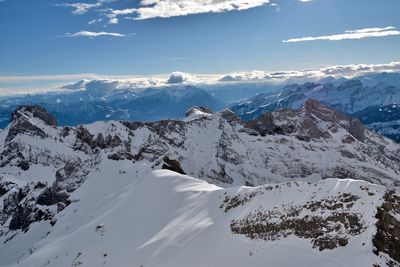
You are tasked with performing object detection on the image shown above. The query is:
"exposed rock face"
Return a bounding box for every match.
[227,186,365,251]
[161,157,186,175]
[10,105,57,127]
[304,99,365,141]
[218,179,394,263]
[0,181,16,197]
[220,109,240,124]
[245,99,365,142]
[6,105,57,143]
[1,182,54,231]
[373,191,400,266]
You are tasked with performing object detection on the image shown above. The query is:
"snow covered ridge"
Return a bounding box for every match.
[0,102,400,266]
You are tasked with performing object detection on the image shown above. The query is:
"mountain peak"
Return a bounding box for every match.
[5,105,57,143]
[185,106,213,120]
[11,105,57,127]
[303,99,365,141]
[303,98,341,119]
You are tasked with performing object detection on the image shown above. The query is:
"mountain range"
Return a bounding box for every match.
[230,73,400,142]
[0,101,399,266]
[2,72,400,143]
[0,83,225,127]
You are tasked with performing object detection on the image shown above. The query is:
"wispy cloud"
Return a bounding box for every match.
[283,26,400,43]
[88,18,103,25]
[58,3,102,15]
[63,30,128,38]
[105,8,136,24]
[104,0,270,22]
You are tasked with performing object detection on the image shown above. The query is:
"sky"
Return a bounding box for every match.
[0,0,400,92]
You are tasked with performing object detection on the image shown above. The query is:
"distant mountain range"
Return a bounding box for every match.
[230,72,400,142]
[1,71,400,142]
[0,84,225,127]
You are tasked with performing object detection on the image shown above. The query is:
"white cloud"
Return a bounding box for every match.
[167,72,196,84]
[58,3,102,15]
[105,8,136,24]
[64,31,127,38]
[283,26,400,43]
[105,0,270,22]
[318,61,400,76]
[88,18,103,24]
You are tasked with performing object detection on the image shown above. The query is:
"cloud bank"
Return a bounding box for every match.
[283,26,400,43]
[218,61,400,82]
[1,62,400,95]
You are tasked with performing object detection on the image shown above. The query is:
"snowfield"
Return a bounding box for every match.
[0,166,396,267]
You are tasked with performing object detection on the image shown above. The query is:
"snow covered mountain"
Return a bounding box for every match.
[0,101,400,266]
[230,77,400,142]
[2,72,400,142]
[231,79,400,120]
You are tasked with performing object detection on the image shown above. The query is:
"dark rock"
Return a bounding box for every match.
[245,113,276,136]
[16,159,30,171]
[107,152,134,161]
[36,188,70,206]
[348,118,365,142]
[55,161,82,183]
[0,181,16,197]
[161,156,186,175]
[74,125,95,149]
[373,191,400,265]
[220,109,241,124]
[6,119,47,143]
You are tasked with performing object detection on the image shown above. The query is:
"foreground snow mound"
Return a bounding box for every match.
[0,167,399,267]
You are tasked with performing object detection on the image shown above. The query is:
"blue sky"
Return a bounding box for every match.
[0,0,399,79]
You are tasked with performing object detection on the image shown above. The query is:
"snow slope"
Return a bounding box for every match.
[0,167,398,267]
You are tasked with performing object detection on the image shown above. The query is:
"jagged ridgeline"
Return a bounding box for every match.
[0,101,399,266]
